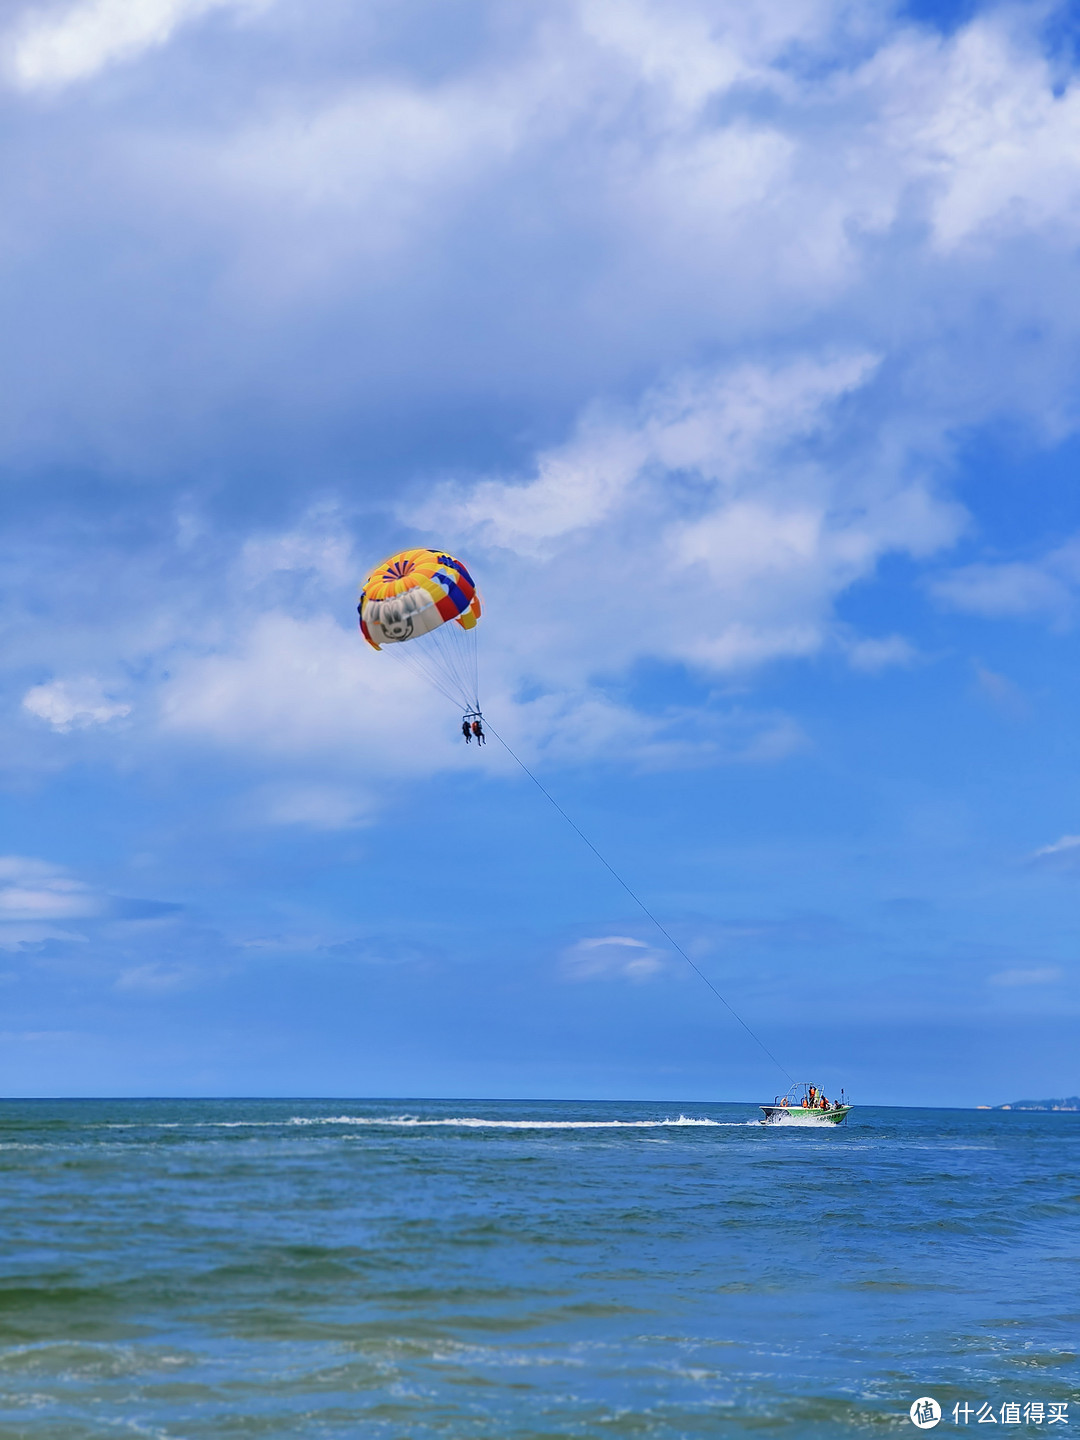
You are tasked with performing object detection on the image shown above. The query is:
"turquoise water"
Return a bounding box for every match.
[0,1099,1077,1437]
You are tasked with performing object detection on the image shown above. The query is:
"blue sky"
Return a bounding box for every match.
[2,0,1079,1105]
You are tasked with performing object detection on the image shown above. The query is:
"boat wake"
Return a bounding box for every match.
[288,1114,754,1130]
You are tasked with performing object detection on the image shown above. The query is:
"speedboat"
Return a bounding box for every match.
[760,1082,851,1126]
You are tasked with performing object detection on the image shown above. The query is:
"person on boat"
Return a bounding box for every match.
[781,1096,789,1108]
[471,718,485,744]
[820,1094,829,1109]
[808,1086,817,1107]
[462,719,472,743]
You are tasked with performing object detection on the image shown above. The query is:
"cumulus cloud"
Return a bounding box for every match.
[155,601,787,776]
[422,353,962,685]
[3,0,1080,480]
[3,0,1080,788]
[436,355,880,554]
[158,611,460,765]
[22,677,131,732]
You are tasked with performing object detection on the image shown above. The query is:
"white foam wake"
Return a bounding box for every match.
[288,1114,749,1129]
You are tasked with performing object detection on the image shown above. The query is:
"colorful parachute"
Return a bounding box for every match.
[358,548,482,713]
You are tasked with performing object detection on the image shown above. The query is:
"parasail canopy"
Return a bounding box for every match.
[358,547,482,713]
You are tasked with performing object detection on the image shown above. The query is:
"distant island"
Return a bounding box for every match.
[982,1097,1080,1112]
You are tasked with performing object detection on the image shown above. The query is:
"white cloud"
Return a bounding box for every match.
[212,81,523,262]
[1030,834,1080,869]
[6,0,258,90]
[22,678,131,732]
[973,662,1028,721]
[158,611,471,770]
[4,0,1080,463]
[115,962,193,993]
[989,966,1064,987]
[0,856,61,881]
[845,634,918,672]
[22,347,964,778]
[0,856,100,922]
[423,353,963,687]
[562,934,666,981]
[440,356,879,555]
[932,563,1070,620]
[254,783,373,831]
[931,538,1080,623]
[909,18,1080,251]
[238,513,357,593]
[501,690,806,770]
[4,0,1080,784]
[0,886,93,920]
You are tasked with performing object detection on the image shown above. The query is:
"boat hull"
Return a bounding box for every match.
[759,1105,852,1126]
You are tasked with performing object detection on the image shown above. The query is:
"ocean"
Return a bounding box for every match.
[0,1098,1076,1437]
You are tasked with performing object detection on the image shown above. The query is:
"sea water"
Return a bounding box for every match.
[0,1099,1076,1437]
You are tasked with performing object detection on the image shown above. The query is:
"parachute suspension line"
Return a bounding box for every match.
[483,720,796,1088]
[380,641,469,713]
[423,619,480,714]
[378,623,480,716]
[470,623,479,718]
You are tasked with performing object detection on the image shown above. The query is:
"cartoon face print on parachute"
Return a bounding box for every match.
[376,599,416,642]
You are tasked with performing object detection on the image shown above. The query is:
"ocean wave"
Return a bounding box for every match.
[104,1121,284,1129]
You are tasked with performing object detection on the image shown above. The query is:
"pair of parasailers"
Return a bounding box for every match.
[461,717,485,744]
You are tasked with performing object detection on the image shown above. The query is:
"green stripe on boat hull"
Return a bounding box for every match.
[759,1105,852,1126]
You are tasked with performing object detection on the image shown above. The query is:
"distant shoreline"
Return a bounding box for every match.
[980,1096,1080,1112]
